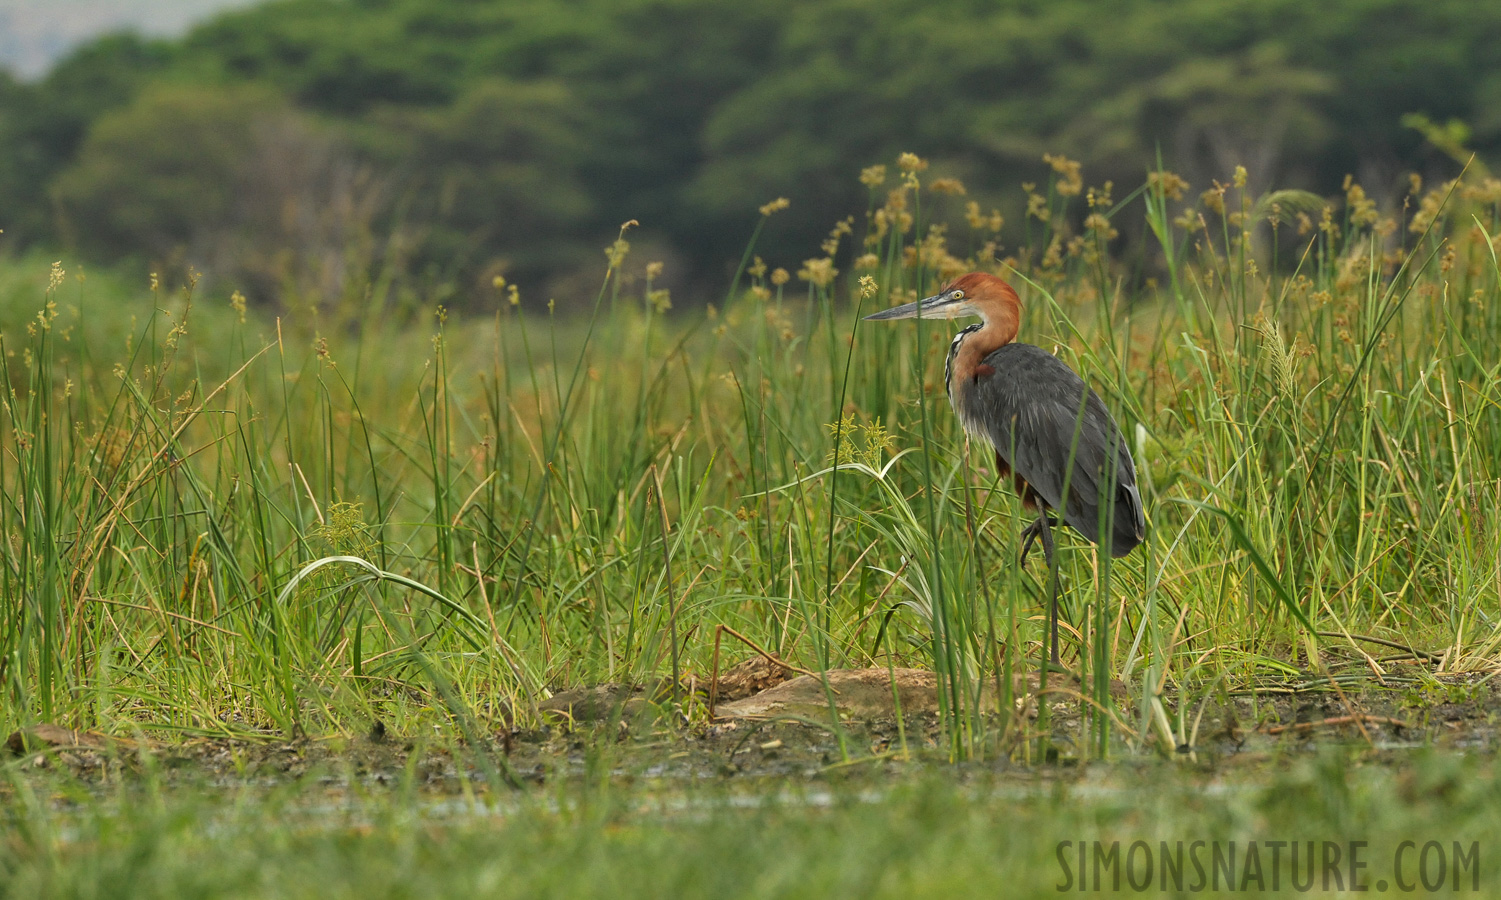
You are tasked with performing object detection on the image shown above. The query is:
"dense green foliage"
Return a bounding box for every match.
[2,150,1499,758]
[2,0,1499,301]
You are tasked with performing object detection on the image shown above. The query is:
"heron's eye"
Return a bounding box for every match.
[950,290,964,300]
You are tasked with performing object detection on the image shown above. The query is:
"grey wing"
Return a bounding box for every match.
[973,344,1144,556]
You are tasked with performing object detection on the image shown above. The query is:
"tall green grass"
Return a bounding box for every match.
[1,155,1498,760]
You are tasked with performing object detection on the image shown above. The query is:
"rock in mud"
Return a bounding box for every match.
[4,723,151,758]
[713,668,1127,722]
[714,668,942,720]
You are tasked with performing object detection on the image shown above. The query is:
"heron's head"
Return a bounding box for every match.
[863,272,1020,327]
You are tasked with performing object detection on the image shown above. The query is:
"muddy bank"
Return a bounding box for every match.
[5,663,1496,789]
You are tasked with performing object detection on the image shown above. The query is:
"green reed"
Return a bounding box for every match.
[0,152,1498,763]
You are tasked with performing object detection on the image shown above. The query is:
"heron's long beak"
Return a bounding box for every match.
[863,292,969,321]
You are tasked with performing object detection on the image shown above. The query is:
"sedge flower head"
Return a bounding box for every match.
[759,197,790,216]
[798,258,838,289]
[1201,185,1227,216]
[897,152,929,173]
[605,238,630,269]
[1043,154,1083,196]
[1147,171,1189,201]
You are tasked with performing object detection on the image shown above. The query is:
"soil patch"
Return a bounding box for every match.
[5,669,1498,789]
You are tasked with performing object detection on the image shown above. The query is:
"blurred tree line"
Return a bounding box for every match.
[1,0,1498,306]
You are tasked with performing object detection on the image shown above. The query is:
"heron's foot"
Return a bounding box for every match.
[1017,515,1059,567]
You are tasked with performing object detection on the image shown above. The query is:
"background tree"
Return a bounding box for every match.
[3,0,1500,304]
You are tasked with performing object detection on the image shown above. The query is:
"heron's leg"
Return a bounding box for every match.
[1018,514,1059,567]
[1034,511,1061,667]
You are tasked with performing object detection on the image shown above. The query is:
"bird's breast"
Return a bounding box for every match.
[946,362,995,441]
[944,325,997,438]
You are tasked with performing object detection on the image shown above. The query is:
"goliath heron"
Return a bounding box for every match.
[864,272,1145,664]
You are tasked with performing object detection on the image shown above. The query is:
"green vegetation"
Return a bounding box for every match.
[4,751,1498,898]
[5,3,1501,891]
[2,0,1500,299]
[2,150,1499,758]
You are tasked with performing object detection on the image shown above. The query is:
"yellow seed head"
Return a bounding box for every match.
[965,201,984,229]
[759,197,791,216]
[1043,153,1083,196]
[965,202,1004,233]
[797,258,838,289]
[1201,185,1227,216]
[1084,212,1118,241]
[605,238,630,269]
[1026,191,1050,222]
[897,152,928,173]
[1147,171,1189,201]
[1344,180,1379,228]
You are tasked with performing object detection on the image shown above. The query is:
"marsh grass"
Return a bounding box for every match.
[4,748,1501,898]
[1,154,1500,763]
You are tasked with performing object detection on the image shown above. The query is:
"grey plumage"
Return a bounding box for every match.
[957,343,1144,557]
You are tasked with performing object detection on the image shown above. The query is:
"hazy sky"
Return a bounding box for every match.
[0,0,260,78]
